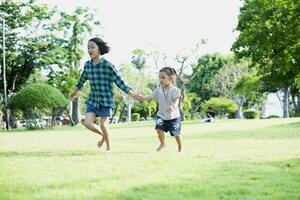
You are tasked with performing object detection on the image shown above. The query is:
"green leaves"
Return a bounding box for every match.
[8,83,68,118]
[232,0,300,90]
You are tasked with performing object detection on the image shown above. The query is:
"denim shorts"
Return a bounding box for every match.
[155,116,181,136]
[86,103,112,117]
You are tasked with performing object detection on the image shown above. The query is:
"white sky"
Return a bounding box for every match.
[37,0,243,66]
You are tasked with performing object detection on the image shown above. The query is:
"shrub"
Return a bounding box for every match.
[291,112,300,117]
[243,109,260,119]
[8,83,68,128]
[202,97,237,118]
[132,113,140,121]
[267,115,280,119]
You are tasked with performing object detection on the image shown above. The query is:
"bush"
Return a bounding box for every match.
[291,112,300,117]
[267,115,280,119]
[132,113,140,121]
[8,83,68,128]
[202,97,237,118]
[243,109,260,119]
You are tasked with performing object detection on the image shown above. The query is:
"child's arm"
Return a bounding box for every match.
[140,95,152,101]
[127,90,140,100]
[70,66,87,100]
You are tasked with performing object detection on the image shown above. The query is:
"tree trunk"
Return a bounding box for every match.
[9,109,17,129]
[261,101,267,119]
[127,102,133,123]
[297,95,300,112]
[234,96,245,119]
[118,104,126,123]
[283,87,289,118]
[291,94,298,112]
[72,99,80,125]
[179,88,186,121]
[110,103,119,123]
[235,104,244,119]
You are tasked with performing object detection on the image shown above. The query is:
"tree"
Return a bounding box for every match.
[0,0,53,94]
[188,53,231,103]
[232,0,300,118]
[202,97,237,118]
[8,83,68,128]
[233,73,266,109]
[118,63,151,122]
[208,59,251,118]
[174,39,207,120]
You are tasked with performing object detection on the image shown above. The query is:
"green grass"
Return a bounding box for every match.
[1,118,300,200]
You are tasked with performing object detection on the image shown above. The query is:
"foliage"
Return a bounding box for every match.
[131,113,140,121]
[0,0,54,94]
[188,53,232,103]
[233,73,266,107]
[8,83,68,119]
[132,99,157,119]
[131,49,147,71]
[208,58,249,99]
[266,115,280,119]
[45,7,101,95]
[182,97,192,119]
[243,109,261,119]
[202,97,237,118]
[186,92,201,119]
[232,0,300,91]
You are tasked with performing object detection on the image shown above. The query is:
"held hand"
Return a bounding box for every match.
[132,93,144,101]
[136,93,144,101]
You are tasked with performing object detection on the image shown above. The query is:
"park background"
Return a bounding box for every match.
[0,0,300,199]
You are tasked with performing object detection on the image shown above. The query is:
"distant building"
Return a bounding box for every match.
[261,92,283,118]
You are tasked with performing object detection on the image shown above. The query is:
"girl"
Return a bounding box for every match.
[70,37,138,151]
[139,67,182,152]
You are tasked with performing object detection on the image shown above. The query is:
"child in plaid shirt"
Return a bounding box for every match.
[70,37,138,151]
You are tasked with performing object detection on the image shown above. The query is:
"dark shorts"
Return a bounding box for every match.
[155,116,181,137]
[86,104,112,117]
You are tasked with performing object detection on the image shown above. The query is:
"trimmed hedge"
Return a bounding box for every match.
[132,113,141,121]
[243,109,260,119]
[8,83,68,119]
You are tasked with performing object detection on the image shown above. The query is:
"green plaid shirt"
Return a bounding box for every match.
[76,58,131,108]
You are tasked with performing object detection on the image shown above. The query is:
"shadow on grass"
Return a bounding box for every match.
[187,120,300,140]
[95,158,300,200]
[0,150,154,158]
[0,150,100,158]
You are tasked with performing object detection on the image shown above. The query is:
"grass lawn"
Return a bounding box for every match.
[1,118,300,200]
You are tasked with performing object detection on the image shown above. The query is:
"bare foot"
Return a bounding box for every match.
[156,144,165,152]
[97,138,105,148]
[178,147,182,152]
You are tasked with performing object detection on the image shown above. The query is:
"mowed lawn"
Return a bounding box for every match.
[1,118,300,200]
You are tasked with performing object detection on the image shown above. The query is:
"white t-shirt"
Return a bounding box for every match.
[149,85,181,120]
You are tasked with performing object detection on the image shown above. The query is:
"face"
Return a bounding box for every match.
[159,71,172,87]
[87,41,100,59]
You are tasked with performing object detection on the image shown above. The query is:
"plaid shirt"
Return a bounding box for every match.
[76,58,131,108]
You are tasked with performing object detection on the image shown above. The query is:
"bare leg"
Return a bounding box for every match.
[83,113,103,137]
[156,129,165,151]
[175,135,182,152]
[100,117,110,151]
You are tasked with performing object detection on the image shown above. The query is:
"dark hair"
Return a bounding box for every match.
[159,67,177,83]
[88,37,110,55]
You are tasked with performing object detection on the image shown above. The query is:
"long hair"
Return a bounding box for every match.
[88,37,110,55]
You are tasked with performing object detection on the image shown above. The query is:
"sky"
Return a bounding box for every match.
[37,0,243,66]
